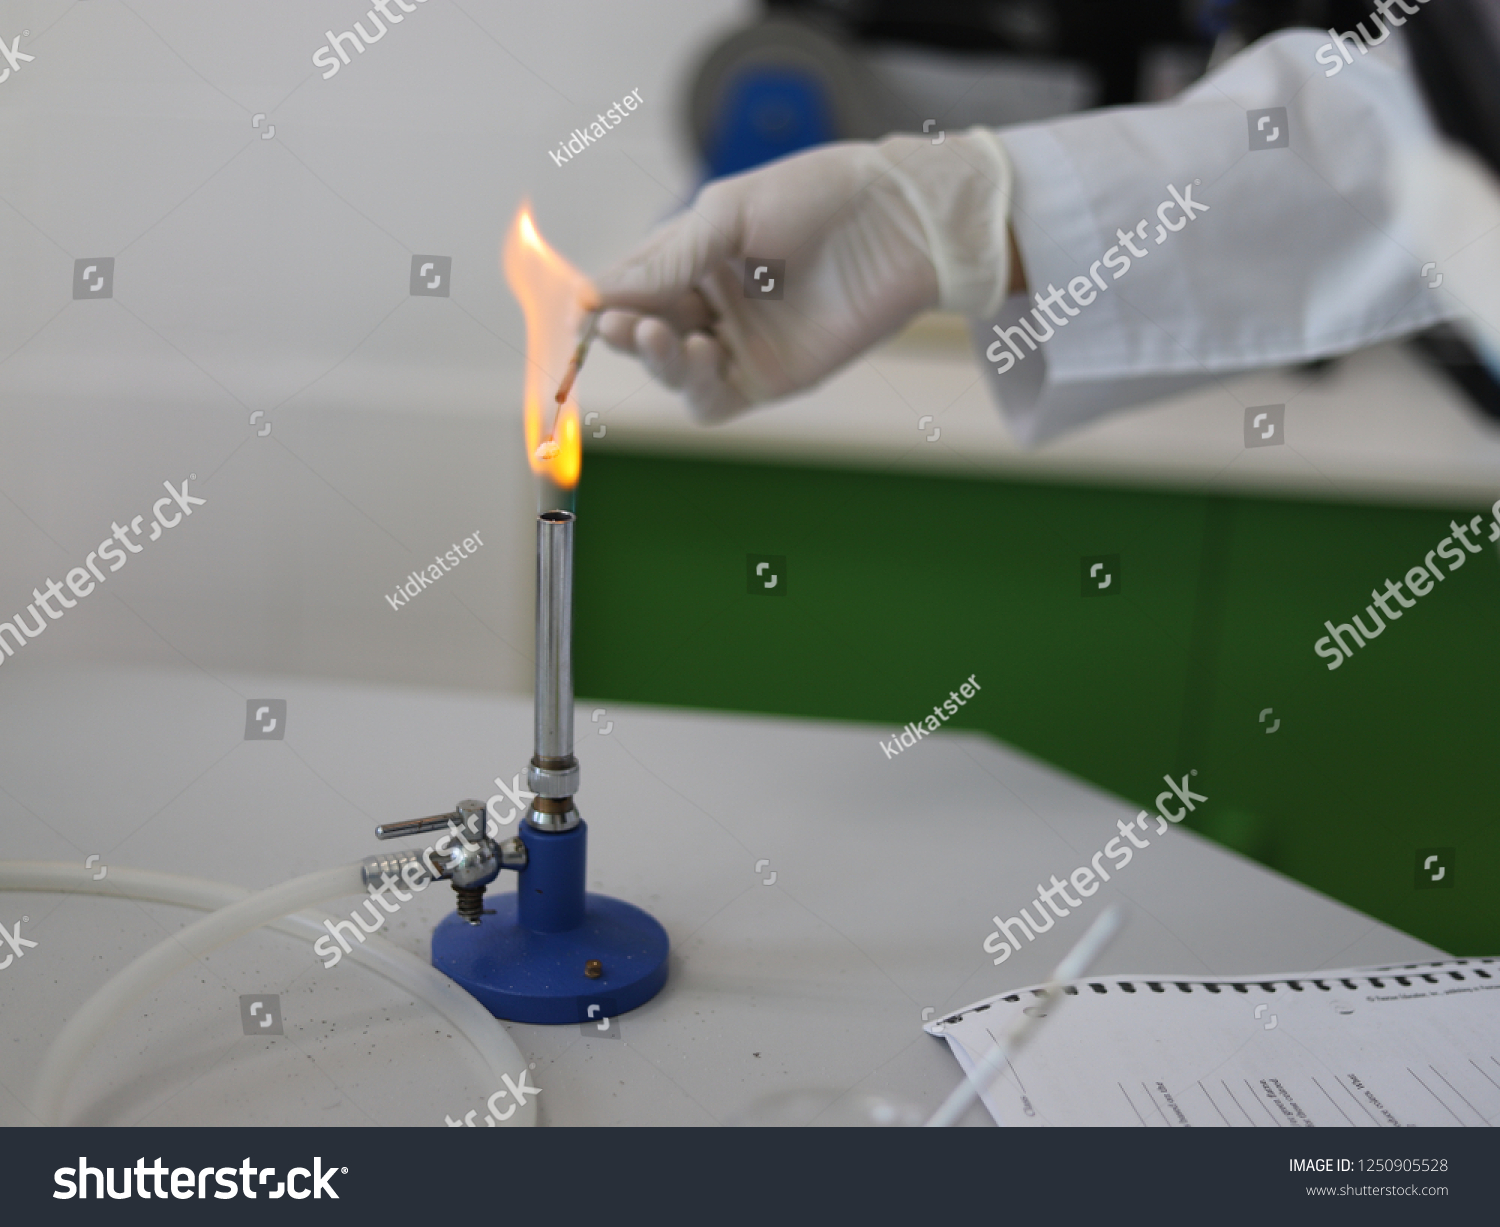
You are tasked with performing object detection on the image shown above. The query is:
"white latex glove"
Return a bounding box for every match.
[594,128,1014,423]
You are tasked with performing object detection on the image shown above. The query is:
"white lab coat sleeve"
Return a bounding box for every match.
[976,28,1458,445]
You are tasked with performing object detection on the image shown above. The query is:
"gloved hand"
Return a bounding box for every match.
[594,128,1015,423]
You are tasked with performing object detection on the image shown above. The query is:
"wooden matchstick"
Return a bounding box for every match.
[545,309,602,443]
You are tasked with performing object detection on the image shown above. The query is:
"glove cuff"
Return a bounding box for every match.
[877,127,1015,319]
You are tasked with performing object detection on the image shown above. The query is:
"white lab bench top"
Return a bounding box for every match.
[0,666,1443,1126]
[581,315,1500,509]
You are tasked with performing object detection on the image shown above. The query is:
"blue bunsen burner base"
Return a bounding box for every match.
[431,892,669,1024]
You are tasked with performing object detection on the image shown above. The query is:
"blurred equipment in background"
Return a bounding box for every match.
[1410,323,1500,422]
[684,1,1376,179]
[1402,0,1500,421]
[688,17,883,178]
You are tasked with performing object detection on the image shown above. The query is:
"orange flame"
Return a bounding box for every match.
[503,204,593,488]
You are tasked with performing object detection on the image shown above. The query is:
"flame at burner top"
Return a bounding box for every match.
[502,204,593,490]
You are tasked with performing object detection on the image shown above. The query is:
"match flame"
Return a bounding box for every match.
[503,204,593,488]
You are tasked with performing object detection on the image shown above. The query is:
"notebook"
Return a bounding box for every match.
[925,958,1500,1126]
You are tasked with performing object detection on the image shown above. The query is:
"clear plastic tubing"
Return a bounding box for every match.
[0,861,535,1127]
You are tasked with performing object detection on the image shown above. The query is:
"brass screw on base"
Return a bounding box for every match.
[584,960,603,979]
[455,886,486,925]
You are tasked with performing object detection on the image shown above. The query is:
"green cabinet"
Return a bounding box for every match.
[576,452,1498,954]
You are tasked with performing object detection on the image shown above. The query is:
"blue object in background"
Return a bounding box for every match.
[1192,0,1239,40]
[705,67,837,179]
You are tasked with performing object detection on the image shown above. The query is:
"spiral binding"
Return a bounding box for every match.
[938,957,1497,1027]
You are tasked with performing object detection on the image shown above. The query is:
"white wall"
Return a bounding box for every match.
[0,0,751,693]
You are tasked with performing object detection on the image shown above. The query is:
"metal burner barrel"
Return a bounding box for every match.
[528,509,580,829]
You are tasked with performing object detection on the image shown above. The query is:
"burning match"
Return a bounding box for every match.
[502,204,589,496]
[537,308,601,460]
[553,309,600,408]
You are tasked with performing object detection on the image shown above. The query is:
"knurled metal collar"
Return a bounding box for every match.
[528,757,579,798]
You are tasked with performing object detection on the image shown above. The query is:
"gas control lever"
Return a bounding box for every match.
[364,799,526,925]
